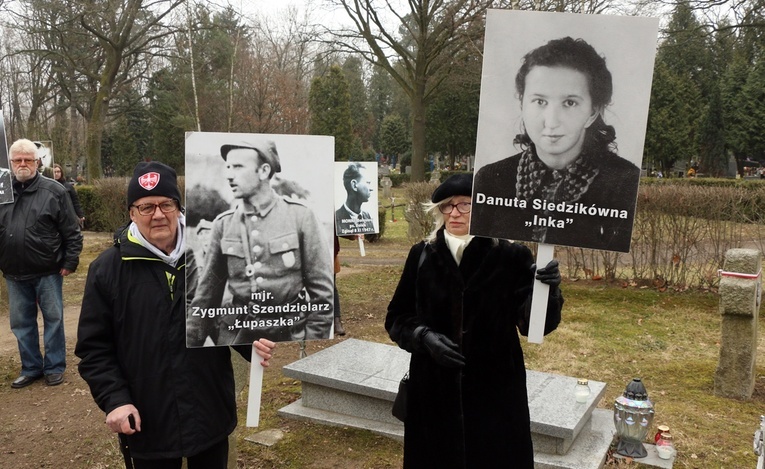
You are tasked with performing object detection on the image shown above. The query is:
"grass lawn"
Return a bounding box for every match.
[239,253,765,468]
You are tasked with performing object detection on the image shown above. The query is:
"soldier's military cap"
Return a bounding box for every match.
[220,139,281,173]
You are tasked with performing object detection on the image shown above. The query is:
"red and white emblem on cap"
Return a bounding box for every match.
[138,172,160,190]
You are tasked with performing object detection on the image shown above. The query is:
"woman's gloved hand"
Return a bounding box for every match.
[413,326,465,368]
[532,259,561,288]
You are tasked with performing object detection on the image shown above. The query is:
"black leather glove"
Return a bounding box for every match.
[533,260,561,288]
[414,326,465,368]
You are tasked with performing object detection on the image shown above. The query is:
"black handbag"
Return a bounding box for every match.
[391,372,409,422]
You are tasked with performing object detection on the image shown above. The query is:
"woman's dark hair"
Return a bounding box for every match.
[514,36,617,154]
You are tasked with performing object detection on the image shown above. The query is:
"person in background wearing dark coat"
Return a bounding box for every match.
[76,161,275,469]
[385,174,563,468]
[472,37,640,253]
[53,163,85,228]
[0,139,83,389]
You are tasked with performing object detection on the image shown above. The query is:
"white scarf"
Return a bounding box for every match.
[444,230,474,265]
[129,213,186,267]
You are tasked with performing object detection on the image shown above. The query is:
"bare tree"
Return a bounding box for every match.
[0,14,56,142]
[329,0,491,182]
[9,0,184,181]
[628,0,765,35]
[232,6,317,134]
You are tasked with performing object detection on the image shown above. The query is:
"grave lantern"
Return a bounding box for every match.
[613,378,654,458]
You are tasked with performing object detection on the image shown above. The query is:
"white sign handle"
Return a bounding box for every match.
[246,344,265,427]
[358,235,366,257]
[528,243,555,344]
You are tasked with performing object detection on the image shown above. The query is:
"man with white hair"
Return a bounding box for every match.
[0,138,82,388]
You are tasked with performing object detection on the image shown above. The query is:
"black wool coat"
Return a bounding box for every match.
[385,230,563,469]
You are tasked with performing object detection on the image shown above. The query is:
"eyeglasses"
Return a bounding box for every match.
[131,201,178,216]
[10,158,37,165]
[439,202,471,214]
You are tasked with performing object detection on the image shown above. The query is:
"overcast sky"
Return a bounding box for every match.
[236,0,343,26]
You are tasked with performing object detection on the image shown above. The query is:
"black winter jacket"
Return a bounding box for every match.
[0,173,82,280]
[385,230,563,468]
[75,227,251,459]
[55,178,85,218]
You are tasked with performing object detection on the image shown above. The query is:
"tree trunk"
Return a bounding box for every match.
[410,87,427,182]
[86,85,109,182]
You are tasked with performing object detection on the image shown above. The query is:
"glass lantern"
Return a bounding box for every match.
[613,378,655,458]
[656,432,675,460]
[575,378,591,403]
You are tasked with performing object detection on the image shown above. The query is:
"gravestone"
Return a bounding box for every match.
[381,176,393,199]
[714,248,762,399]
[278,339,614,469]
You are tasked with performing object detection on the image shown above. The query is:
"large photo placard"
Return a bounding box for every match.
[185,132,335,346]
[470,10,659,253]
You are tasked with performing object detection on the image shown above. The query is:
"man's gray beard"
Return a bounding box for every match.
[13,169,34,182]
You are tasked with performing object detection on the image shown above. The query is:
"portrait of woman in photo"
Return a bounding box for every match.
[472,36,642,253]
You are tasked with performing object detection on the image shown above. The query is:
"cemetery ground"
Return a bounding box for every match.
[1,208,764,468]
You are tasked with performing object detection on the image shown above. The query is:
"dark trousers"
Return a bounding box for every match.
[132,438,228,469]
[333,275,341,318]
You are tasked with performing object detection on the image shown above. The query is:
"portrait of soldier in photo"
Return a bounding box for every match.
[334,162,379,236]
[185,133,335,346]
[470,11,658,253]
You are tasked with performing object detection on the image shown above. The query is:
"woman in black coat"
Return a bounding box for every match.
[53,163,85,227]
[385,174,564,468]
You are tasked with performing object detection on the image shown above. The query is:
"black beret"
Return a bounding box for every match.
[127,161,181,208]
[220,139,281,173]
[431,173,473,202]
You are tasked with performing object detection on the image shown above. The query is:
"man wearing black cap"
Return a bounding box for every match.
[76,161,276,468]
[189,139,334,345]
[0,138,82,388]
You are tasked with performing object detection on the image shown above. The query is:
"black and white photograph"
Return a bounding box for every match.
[185,132,335,346]
[470,10,659,253]
[33,140,54,176]
[0,112,12,205]
[334,161,379,236]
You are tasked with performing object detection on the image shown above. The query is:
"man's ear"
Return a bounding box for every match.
[350,179,359,192]
[258,164,271,180]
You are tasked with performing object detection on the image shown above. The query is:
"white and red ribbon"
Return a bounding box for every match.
[717,269,762,280]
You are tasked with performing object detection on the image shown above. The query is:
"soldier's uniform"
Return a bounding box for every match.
[191,191,333,344]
